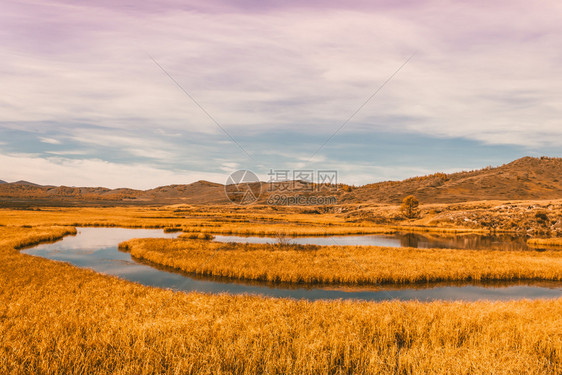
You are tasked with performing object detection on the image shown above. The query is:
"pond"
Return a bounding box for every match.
[214,232,537,251]
[22,227,562,302]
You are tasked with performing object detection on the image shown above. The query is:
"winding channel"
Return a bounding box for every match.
[22,227,562,302]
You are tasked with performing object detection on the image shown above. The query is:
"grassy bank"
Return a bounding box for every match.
[0,206,500,237]
[0,225,77,251]
[528,237,562,247]
[120,238,562,285]
[181,224,397,236]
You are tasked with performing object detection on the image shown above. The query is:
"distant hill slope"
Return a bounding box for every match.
[12,180,42,186]
[0,180,6,184]
[143,181,226,204]
[0,180,229,206]
[350,156,562,203]
[0,157,560,206]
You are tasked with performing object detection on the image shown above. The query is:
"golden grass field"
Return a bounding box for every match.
[1,205,561,374]
[0,205,489,236]
[120,237,562,285]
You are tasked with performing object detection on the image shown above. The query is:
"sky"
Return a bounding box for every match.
[1,0,561,189]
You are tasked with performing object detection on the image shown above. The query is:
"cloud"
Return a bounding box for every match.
[45,150,88,155]
[68,130,181,162]
[219,162,240,173]
[0,0,560,187]
[2,1,561,145]
[39,137,61,144]
[0,152,225,189]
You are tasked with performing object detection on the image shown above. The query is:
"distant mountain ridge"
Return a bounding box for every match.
[0,179,229,205]
[0,157,560,206]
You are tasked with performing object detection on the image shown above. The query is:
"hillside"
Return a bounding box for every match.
[0,157,560,206]
[0,180,229,207]
[350,156,562,203]
[143,181,226,204]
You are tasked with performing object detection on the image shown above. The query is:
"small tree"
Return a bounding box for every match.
[401,195,420,219]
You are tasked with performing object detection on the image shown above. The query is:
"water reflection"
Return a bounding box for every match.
[214,232,537,251]
[21,227,562,302]
[400,233,419,248]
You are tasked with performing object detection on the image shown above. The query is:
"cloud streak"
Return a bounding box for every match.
[0,152,225,189]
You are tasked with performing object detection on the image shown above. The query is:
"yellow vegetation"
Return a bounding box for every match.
[528,238,562,247]
[121,238,562,285]
[1,208,561,373]
[0,225,77,251]
[0,206,484,236]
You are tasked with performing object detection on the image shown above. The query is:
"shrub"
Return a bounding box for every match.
[401,195,420,219]
[535,211,549,222]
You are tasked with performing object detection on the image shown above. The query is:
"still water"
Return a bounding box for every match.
[22,227,562,302]
[214,233,537,251]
